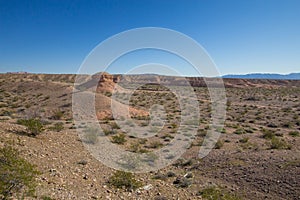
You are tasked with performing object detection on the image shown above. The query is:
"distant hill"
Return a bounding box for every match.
[222,73,300,80]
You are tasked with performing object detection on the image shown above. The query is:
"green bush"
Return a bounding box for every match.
[17,118,44,136]
[83,127,100,144]
[51,110,64,120]
[269,137,291,150]
[111,133,126,144]
[129,142,141,153]
[261,129,275,139]
[288,131,299,137]
[49,122,64,132]
[110,122,120,129]
[147,141,163,149]
[198,186,242,200]
[103,128,116,136]
[239,137,249,143]
[0,145,40,199]
[233,128,245,135]
[108,171,142,191]
[214,140,224,149]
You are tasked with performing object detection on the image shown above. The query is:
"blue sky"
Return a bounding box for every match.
[0,0,299,76]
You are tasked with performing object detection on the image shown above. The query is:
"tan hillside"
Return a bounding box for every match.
[0,72,299,200]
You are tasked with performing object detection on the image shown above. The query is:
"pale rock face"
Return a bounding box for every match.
[92,72,149,120]
[95,72,120,94]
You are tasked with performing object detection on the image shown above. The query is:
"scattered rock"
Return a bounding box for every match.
[77,160,88,165]
[142,184,153,191]
[173,177,192,188]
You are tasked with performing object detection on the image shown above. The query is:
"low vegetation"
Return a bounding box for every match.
[0,145,40,199]
[83,127,99,144]
[269,137,291,150]
[108,171,142,191]
[17,118,44,136]
[288,131,299,137]
[198,186,242,200]
[48,122,64,132]
[51,110,64,120]
[214,140,224,149]
[111,133,126,144]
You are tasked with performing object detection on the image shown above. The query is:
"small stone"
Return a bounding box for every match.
[83,174,88,180]
[77,160,88,165]
[184,172,193,178]
[143,184,153,190]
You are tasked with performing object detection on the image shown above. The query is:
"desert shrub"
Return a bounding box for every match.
[49,122,64,132]
[288,131,299,137]
[129,142,149,153]
[269,137,291,150]
[261,129,275,139]
[110,122,120,129]
[0,145,39,199]
[83,127,99,144]
[103,128,116,136]
[234,128,245,135]
[41,196,54,200]
[214,140,224,149]
[147,141,163,149]
[51,110,64,120]
[111,133,126,144]
[173,177,192,188]
[17,118,43,136]
[198,186,242,200]
[239,137,249,143]
[108,171,142,191]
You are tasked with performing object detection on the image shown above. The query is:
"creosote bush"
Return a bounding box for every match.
[214,140,224,149]
[239,137,249,143]
[288,131,299,137]
[261,129,275,139]
[51,110,64,120]
[198,186,242,200]
[269,137,291,150]
[49,122,64,132]
[17,118,44,136]
[108,171,142,191]
[111,133,126,144]
[0,145,40,199]
[83,129,98,144]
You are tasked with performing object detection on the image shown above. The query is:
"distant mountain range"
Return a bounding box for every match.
[222,73,300,80]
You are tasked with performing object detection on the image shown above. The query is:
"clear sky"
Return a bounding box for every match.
[0,0,299,76]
